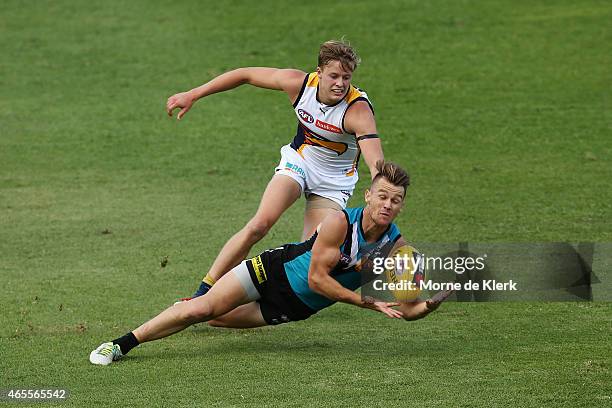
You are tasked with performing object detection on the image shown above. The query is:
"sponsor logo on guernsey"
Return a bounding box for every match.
[298,109,314,123]
[284,161,306,177]
[315,119,342,134]
[252,255,267,284]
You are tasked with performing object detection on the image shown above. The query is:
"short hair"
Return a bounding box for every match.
[318,39,361,72]
[371,160,410,197]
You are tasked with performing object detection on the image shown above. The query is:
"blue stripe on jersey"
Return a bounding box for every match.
[290,123,306,151]
[284,207,401,311]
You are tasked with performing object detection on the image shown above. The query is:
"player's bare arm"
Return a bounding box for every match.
[308,212,402,319]
[344,101,384,179]
[399,290,454,321]
[166,68,306,120]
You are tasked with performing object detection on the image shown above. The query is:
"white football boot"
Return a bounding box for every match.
[89,342,123,365]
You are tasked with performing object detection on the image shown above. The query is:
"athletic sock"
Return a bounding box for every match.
[112,332,139,355]
[193,281,212,298]
[203,275,216,286]
[193,275,216,298]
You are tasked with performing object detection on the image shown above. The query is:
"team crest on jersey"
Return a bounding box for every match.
[315,119,342,134]
[297,109,314,123]
[339,253,351,267]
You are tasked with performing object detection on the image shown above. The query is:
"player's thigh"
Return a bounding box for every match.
[302,197,341,240]
[208,302,267,329]
[253,174,302,223]
[187,268,253,318]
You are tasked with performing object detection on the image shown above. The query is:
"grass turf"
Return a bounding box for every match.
[1,0,611,406]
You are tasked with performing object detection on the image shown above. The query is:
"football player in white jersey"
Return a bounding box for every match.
[166,40,385,299]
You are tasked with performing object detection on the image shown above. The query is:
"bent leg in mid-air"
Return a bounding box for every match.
[192,174,301,297]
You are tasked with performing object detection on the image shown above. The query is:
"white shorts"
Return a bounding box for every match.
[232,261,261,302]
[274,144,356,208]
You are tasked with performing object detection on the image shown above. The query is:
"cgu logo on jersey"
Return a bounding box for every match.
[315,119,342,134]
[298,109,314,123]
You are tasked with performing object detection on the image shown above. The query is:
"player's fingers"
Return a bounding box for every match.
[177,106,190,120]
[385,308,403,319]
[166,102,177,116]
[379,305,398,317]
[385,302,400,307]
[166,96,176,110]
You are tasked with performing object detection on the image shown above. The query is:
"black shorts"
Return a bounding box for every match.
[245,247,316,325]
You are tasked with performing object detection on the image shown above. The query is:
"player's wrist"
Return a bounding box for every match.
[187,88,201,102]
[360,295,376,309]
[425,290,454,311]
[425,299,438,311]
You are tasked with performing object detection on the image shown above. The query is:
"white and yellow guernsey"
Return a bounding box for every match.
[290,72,374,179]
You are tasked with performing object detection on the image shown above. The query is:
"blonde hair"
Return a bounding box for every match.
[372,160,410,196]
[318,39,361,72]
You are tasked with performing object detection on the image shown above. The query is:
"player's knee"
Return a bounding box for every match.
[180,301,213,323]
[244,218,272,241]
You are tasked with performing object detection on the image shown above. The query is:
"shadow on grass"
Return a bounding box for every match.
[110,328,457,365]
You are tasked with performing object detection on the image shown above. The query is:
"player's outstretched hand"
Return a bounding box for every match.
[362,296,403,318]
[425,289,454,311]
[166,91,195,120]
[375,301,403,319]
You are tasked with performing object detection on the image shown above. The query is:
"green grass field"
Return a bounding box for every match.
[1,0,611,406]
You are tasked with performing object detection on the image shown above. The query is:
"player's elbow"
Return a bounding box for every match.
[308,274,324,295]
[238,67,267,86]
[231,68,251,85]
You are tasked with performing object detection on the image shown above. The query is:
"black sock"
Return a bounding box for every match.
[112,332,139,355]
